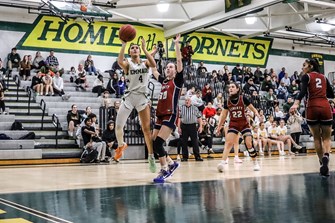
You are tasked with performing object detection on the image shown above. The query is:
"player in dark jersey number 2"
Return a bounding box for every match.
[290,58,335,177]
[216,82,261,172]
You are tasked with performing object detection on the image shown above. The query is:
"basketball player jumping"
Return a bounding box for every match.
[115,37,157,173]
[216,82,261,172]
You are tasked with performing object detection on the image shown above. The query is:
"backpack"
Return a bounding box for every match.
[19,132,36,140]
[0,133,12,140]
[80,148,98,163]
[11,121,24,130]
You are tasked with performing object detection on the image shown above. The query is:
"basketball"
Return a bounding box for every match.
[119,24,137,42]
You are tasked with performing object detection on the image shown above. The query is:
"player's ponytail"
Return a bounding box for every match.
[306,58,321,73]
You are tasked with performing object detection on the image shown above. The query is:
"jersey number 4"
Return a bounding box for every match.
[315,78,322,88]
[232,111,242,118]
[139,75,143,83]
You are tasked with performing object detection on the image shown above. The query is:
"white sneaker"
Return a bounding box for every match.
[225,158,229,164]
[234,157,243,163]
[176,155,181,162]
[253,163,260,171]
[217,161,226,172]
[243,151,249,157]
[280,151,286,156]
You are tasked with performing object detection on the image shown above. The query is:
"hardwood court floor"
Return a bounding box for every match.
[0,155,334,222]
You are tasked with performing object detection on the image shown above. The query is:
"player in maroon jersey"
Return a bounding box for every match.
[216,82,261,172]
[290,58,334,177]
[151,34,183,183]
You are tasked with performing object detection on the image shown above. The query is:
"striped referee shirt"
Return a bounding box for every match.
[179,104,201,124]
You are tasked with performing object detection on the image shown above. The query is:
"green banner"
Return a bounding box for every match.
[310,53,324,74]
[225,0,252,13]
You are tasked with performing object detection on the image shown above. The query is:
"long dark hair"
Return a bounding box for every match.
[306,58,321,73]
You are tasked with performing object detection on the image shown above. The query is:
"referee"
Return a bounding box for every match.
[178,97,203,161]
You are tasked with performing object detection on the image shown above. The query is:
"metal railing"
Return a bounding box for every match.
[52,114,60,148]
[40,99,46,130]
[27,87,32,115]
[14,75,20,102]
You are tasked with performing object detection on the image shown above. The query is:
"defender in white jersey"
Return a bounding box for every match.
[115,37,157,173]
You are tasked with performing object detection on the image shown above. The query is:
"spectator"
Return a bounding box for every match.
[153,41,165,74]
[191,90,205,112]
[31,72,43,96]
[271,75,278,90]
[196,61,208,77]
[281,73,291,87]
[0,60,7,91]
[243,67,253,83]
[19,55,31,80]
[278,67,286,83]
[186,86,195,98]
[274,105,285,122]
[81,106,92,121]
[254,66,263,84]
[290,71,299,83]
[243,77,258,95]
[7,47,21,72]
[181,41,194,67]
[261,75,273,92]
[283,96,294,115]
[42,72,54,96]
[46,50,59,70]
[75,64,88,91]
[277,119,302,155]
[250,90,261,109]
[84,55,97,75]
[265,88,278,108]
[32,51,45,70]
[0,81,6,114]
[101,90,113,108]
[108,100,121,121]
[102,120,118,158]
[267,121,285,155]
[111,58,123,77]
[288,80,300,98]
[254,109,265,126]
[277,81,288,100]
[213,92,224,109]
[287,110,303,153]
[106,72,119,96]
[67,104,81,138]
[198,118,215,156]
[202,82,213,104]
[69,66,76,83]
[92,74,105,97]
[53,71,65,98]
[203,102,216,119]
[118,75,127,96]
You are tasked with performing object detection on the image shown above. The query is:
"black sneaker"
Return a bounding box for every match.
[320,155,330,177]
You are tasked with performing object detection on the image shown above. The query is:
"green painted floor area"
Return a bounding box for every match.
[1,172,335,223]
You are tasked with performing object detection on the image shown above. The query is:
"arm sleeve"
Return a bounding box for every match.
[296,74,309,101]
[223,100,228,109]
[174,70,184,88]
[326,78,334,99]
[158,75,165,84]
[242,96,251,106]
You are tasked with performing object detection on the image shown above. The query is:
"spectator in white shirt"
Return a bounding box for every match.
[277,119,302,155]
[191,90,205,112]
[267,121,285,155]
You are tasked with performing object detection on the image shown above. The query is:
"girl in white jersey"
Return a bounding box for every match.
[115,37,157,173]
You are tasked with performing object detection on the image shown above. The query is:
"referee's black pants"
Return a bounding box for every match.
[181,123,200,159]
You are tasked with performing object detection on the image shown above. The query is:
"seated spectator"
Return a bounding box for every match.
[210,70,219,83]
[278,67,286,83]
[102,120,117,159]
[106,72,119,97]
[254,109,265,126]
[46,50,59,71]
[196,61,208,77]
[277,119,302,155]
[288,80,300,98]
[84,55,97,75]
[186,86,195,98]
[118,75,127,96]
[32,51,45,70]
[81,117,107,163]
[108,100,121,121]
[265,88,278,108]
[53,71,70,100]
[254,66,263,84]
[198,118,214,155]
[101,90,113,108]
[250,90,261,109]
[259,122,282,155]
[283,96,294,116]
[271,75,278,90]
[213,92,224,109]
[31,72,43,95]
[191,90,205,112]
[267,121,285,155]
[290,71,299,83]
[243,67,253,83]
[7,47,21,72]
[0,81,6,114]
[265,115,274,129]
[277,81,288,100]
[69,66,76,83]
[0,60,7,91]
[42,72,54,96]
[19,55,31,80]
[243,77,258,96]
[202,83,213,104]
[274,105,285,122]
[203,102,216,119]
[261,75,273,92]
[75,64,88,91]
[111,58,123,77]
[81,106,92,121]
[281,73,291,87]
[67,104,81,138]
[92,74,105,97]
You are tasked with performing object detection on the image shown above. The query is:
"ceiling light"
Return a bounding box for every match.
[245,16,257,25]
[157,2,169,13]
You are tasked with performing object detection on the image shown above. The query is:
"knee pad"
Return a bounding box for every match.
[244,135,257,158]
[153,136,166,157]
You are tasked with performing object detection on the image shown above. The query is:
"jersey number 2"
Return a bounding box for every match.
[232,111,242,118]
[316,78,322,88]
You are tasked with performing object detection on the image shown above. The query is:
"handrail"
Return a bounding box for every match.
[27,87,32,115]
[14,75,20,102]
[52,114,60,148]
[148,81,155,100]
[40,99,46,130]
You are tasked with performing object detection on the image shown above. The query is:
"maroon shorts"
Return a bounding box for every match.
[306,105,332,125]
[154,114,178,131]
[228,121,251,135]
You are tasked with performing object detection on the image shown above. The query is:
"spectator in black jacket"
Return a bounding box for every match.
[7,47,21,72]
[102,120,118,158]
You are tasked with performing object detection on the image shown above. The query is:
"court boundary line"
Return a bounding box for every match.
[0,198,73,223]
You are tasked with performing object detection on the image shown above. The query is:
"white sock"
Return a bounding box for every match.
[162,165,168,171]
[148,154,154,159]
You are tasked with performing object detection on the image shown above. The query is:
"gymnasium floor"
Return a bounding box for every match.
[0,155,334,223]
